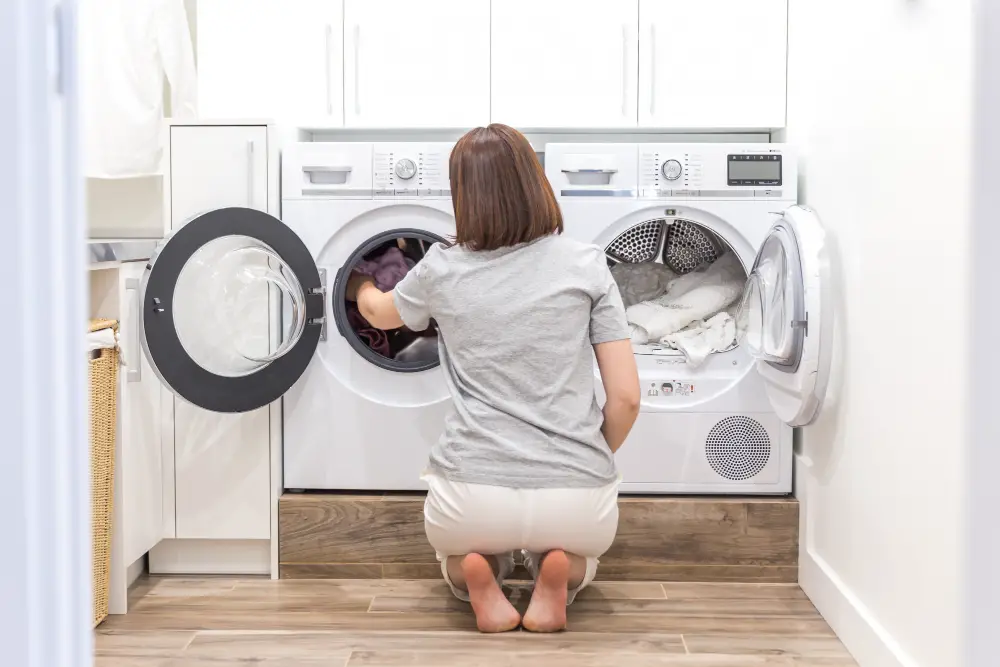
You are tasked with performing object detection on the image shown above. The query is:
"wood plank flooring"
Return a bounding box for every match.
[95,577,856,666]
[279,494,799,582]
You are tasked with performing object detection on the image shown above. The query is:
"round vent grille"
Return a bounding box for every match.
[606,220,665,264]
[705,416,771,481]
[663,219,723,274]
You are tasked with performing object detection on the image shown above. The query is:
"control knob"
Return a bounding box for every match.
[661,159,683,181]
[394,158,417,180]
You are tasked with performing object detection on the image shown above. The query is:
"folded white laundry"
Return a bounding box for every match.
[86,328,117,354]
[610,261,676,308]
[660,312,737,367]
[626,252,745,344]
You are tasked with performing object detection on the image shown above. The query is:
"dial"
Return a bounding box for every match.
[394,158,417,180]
[661,159,683,181]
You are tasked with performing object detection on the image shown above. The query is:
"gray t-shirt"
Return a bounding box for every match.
[392,234,630,489]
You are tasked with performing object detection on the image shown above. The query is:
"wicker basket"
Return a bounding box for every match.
[88,319,118,627]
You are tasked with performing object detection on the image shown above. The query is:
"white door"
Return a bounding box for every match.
[166,125,273,540]
[639,0,787,129]
[491,0,638,128]
[118,263,164,564]
[197,0,344,125]
[344,0,490,128]
[737,206,831,426]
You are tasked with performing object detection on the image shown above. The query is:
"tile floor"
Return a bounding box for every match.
[95,577,858,666]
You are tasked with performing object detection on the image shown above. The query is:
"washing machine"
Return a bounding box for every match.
[138,141,455,491]
[545,142,831,494]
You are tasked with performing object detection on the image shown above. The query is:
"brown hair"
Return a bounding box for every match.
[449,124,563,251]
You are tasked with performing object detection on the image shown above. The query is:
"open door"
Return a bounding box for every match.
[737,205,831,427]
[139,207,325,413]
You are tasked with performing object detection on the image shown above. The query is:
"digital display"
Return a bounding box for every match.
[728,154,782,186]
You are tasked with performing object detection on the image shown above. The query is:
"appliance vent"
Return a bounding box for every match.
[705,416,771,481]
[663,219,723,274]
[606,220,665,264]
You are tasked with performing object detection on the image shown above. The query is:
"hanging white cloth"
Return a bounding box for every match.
[79,0,198,178]
[626,252,745,345]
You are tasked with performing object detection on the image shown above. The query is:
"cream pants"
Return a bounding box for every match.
[422,473,620,605]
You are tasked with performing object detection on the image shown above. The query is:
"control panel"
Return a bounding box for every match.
[638,143,794,200]
[373,142,454,198]
[543,143,796,201]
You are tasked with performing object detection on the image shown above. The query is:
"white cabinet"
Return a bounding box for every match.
[164,124,273,542]
[197,0,343,125]
[343,0,490,128]
[639,0,787,129]
[117,263,165,564]
[491,1,638,128]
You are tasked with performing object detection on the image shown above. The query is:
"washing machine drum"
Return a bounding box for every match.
[607,219,724,273]
[332,228,447,372]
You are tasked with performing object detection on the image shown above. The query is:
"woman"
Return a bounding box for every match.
[347,124,640,633]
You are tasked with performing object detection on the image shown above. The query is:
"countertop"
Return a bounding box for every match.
[88,239,160,269]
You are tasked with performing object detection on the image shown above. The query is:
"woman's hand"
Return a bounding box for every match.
[345,272,375,302]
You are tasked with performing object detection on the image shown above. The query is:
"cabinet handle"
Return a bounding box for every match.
[649,24,656,116]
[353,24,361,116]
[125,278,141,383]
[324,24,333,116]
[621,24,629,117]
[246,140,255,208]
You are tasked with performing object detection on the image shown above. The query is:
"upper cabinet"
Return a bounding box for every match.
[491,1,639,128]
[639,0,787,129]
[343,0,490,128]
[197,0,344,125]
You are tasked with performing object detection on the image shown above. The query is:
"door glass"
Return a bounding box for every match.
[173,235,307,377]
[736,226,802,367]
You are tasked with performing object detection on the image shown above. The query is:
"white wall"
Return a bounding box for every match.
[785,1,972,666]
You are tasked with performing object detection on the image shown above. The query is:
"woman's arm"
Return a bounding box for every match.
[594,339,640,453]
[347,274,404,330]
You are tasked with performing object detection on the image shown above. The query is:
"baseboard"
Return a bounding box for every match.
[149,539,270,576]
[796,454,918,667]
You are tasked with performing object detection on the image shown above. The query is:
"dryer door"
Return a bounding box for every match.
[140,207,324,413]
[736,205,831,427]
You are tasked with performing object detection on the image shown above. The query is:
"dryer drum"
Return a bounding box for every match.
[605,218,725,274]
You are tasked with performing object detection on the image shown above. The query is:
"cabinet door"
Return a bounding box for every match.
[639,0,787,129]
[344,0,490,128]
[491,0,638,128]
[197,0,344,126]
[118,262,164,564]
[168,125,272,540]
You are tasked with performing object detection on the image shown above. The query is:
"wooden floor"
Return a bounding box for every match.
[279,494,800,582]
[96,576,857,666]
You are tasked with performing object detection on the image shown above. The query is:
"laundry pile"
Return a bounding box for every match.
[347,239,438,363]
[612,252,745,367]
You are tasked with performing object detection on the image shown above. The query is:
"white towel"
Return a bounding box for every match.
[86,328,117,354]
[626,253,745,344]
[660,312,737,368]
[610,261,677,308]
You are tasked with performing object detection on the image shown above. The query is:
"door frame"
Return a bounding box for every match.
[0,0,91,664]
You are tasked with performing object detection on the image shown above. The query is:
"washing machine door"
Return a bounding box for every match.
[139,207,324,413]
[737,205,831,427]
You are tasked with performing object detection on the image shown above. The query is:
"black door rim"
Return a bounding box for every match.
[332,228,446,372]
[141,207,324,413]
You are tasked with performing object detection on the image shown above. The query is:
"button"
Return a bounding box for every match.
[755,189,783,198]
[418,188,435,197]
[671,189,700,197]
[374,188,393,197]
[394,188,417,197]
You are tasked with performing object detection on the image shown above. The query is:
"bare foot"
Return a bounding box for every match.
[461,553,520,633]
[522,550,569,632]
